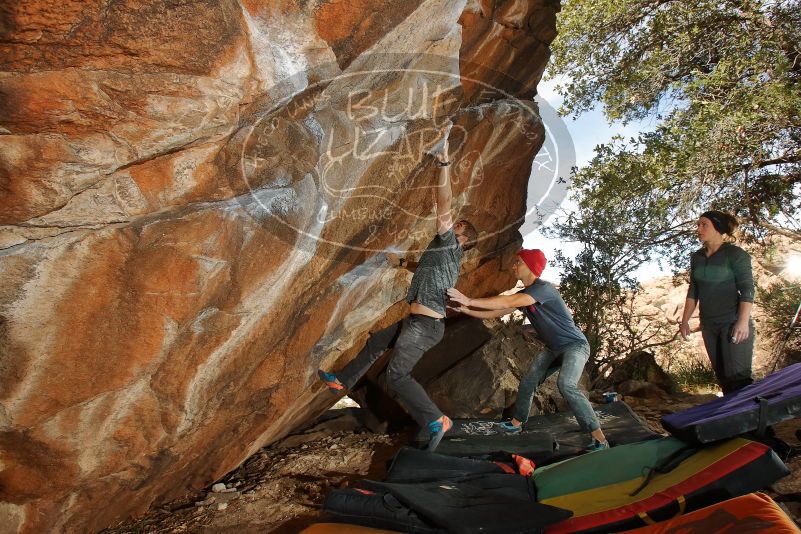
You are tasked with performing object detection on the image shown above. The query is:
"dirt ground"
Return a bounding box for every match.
[105,394,801,533]
[103,400,406,534]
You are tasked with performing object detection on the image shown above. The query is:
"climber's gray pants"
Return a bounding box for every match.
[337,314,445,426]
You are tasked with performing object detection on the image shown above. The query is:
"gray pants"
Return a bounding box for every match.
[337,315,445,426]
[701,319,755,394]
[513,341,600,433]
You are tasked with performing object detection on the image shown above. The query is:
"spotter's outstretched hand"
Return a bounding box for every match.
[447,287,470,306]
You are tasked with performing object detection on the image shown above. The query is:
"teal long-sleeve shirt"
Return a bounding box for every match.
[687,242,755,324]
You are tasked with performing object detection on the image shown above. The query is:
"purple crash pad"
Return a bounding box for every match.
[662,363,801,444]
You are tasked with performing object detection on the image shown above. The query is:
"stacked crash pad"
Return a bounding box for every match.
[323,436,789,533]
[533,436,789,532]
[321,366,801,533]
[662,362,801,444]
[306,492,801,533]
[324,473,571,533]
[619,492,800,534]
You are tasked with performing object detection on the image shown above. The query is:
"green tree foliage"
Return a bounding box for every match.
[544,0,801,375]
[543,159,685,379]
[758,279,801,366]
[551,0,801,239]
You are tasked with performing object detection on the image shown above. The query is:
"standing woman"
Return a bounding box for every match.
[679,210,756,394]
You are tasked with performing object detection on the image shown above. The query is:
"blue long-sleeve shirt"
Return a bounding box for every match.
[687,243,755,324]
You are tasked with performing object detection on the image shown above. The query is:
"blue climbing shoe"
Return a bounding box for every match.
[425,415,453,452]
[585,438,610,451]
[317,369,344,393]
[498,421,522,434]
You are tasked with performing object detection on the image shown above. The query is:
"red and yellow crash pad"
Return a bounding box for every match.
[533,437,789,533]
[621,492,800,533]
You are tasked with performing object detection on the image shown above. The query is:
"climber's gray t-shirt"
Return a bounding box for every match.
[406,228,463,316]
[519,279,587,351]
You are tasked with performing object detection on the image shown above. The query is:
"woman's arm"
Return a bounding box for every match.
[680,254,700,340]
[686,254,699,301]
[731,248,755,304]
[730,248,755,343]
[732,301,754,343]
[679,297,697,340]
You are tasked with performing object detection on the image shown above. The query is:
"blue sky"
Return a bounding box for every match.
[521,77,668,283]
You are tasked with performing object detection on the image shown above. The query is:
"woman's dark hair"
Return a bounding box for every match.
[700,210,739,236]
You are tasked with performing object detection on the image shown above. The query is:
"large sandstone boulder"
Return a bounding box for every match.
[0,1,560,531]
[426,319,568,418]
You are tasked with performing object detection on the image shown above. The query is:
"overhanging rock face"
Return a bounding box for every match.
[0,1,560,531]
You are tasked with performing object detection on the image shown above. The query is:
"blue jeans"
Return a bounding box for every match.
[513,341,600,432]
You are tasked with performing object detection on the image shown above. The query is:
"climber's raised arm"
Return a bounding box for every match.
[434,128,454,235]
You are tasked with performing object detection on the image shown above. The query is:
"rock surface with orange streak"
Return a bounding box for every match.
[0,1,559,532]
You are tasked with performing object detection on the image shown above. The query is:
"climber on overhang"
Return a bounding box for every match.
[447,249,610,451]
[318,123,479,452]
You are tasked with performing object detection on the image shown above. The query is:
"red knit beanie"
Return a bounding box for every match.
[518,249,547,277]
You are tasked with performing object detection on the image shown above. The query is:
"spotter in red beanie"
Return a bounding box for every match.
[518,249,547,277]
